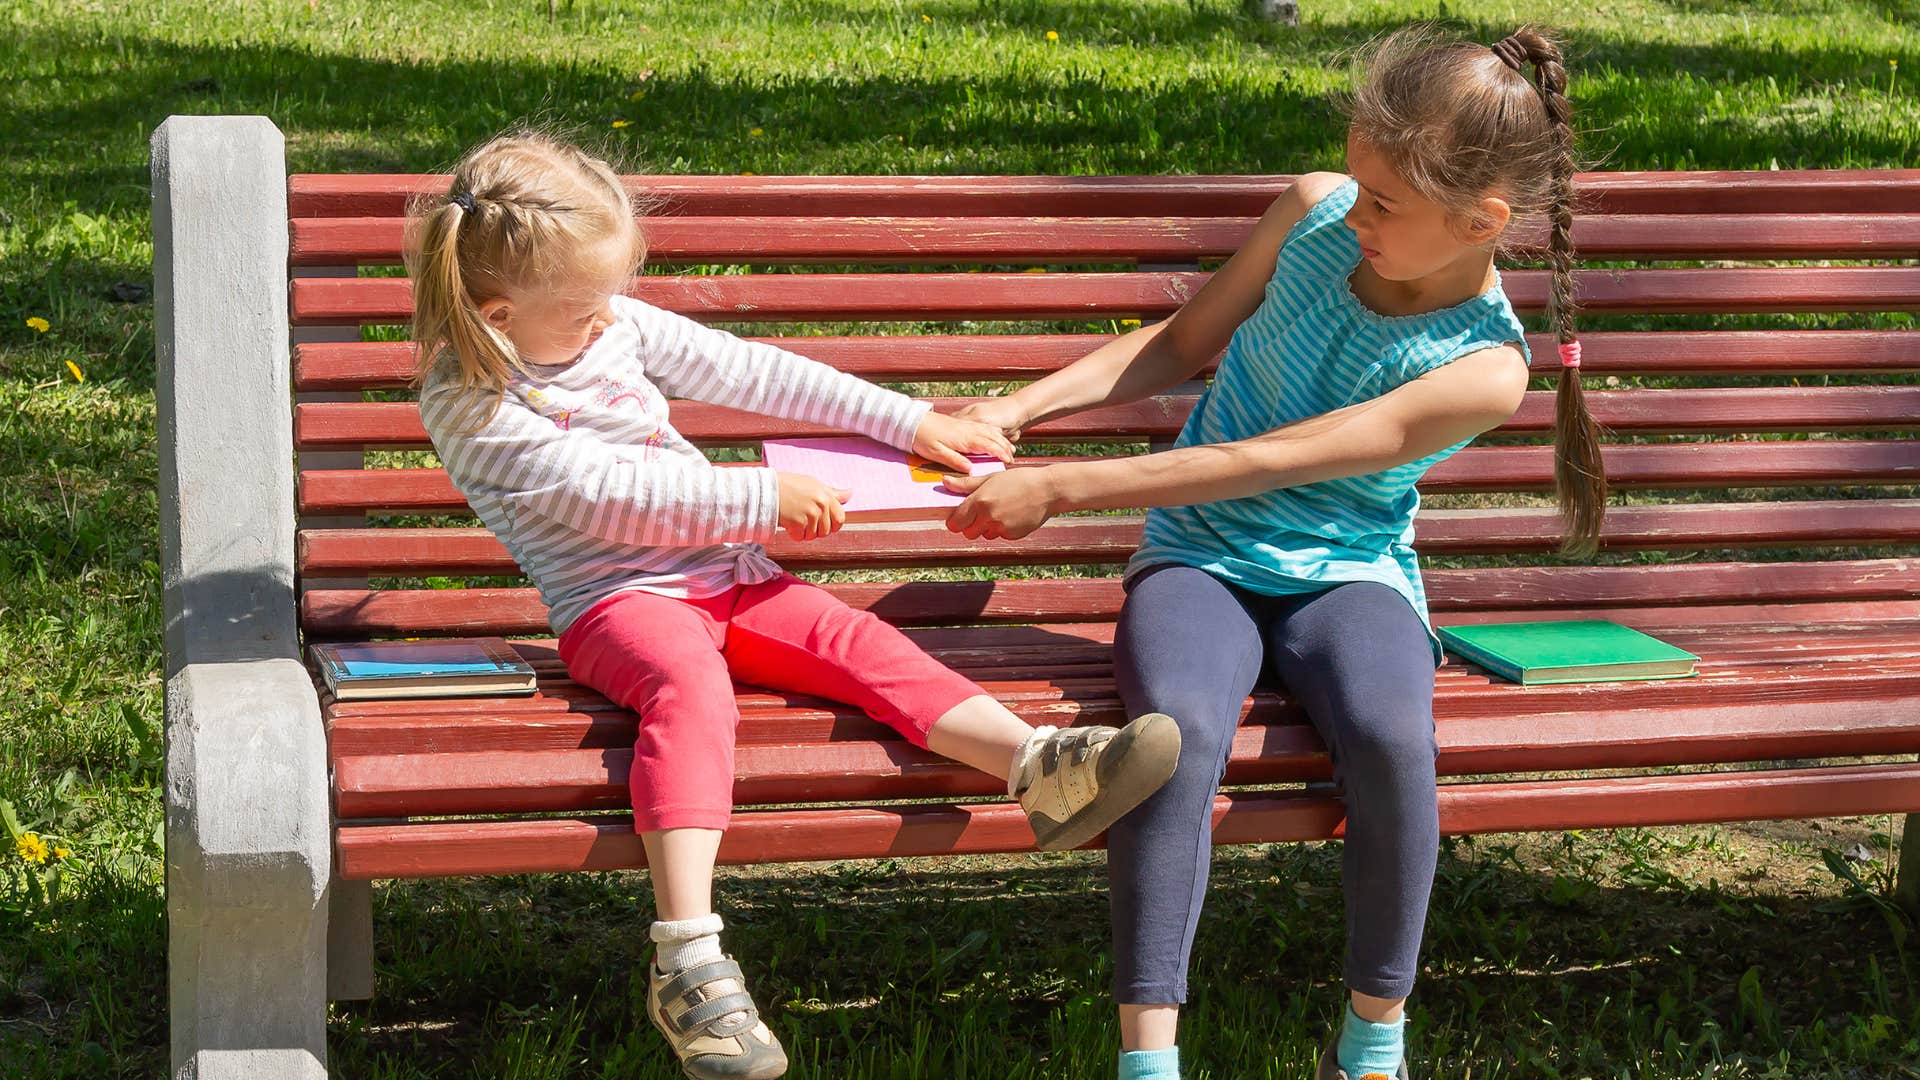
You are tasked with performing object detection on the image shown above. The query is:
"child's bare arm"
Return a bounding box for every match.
[960,172,1351,434]
[946,345,1528,539]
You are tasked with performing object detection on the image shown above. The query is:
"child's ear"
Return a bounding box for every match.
[1459,195,1513,245]
[479,297,513,330]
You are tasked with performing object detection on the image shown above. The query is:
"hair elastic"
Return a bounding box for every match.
[449,190,479,214]
[1558,340,1582,369]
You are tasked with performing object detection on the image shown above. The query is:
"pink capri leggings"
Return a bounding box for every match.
[557,574,985,832]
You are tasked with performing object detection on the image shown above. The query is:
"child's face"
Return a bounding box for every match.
[481,278,621,367]
[1342,134,1508,283]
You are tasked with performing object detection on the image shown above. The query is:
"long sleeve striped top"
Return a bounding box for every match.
[419,295,930,635]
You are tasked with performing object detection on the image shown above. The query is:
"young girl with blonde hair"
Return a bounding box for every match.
[405,131,1181,1080]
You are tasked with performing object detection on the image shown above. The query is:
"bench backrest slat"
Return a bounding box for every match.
[286,170,1920,642]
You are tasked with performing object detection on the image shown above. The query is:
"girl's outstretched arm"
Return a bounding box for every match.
[945,345,1529,539]
[958,172,1350,434]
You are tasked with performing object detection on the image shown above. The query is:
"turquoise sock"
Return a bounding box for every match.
[1336,1004,1405,1077]
[1117,1046,1180,1080]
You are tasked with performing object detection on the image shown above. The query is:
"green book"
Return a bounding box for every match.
[1436,620,1699,686]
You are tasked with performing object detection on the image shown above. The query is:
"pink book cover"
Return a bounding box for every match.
[760,437,1008,522]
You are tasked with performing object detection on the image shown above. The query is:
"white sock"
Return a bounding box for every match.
[650,912,725,973]
[1008,725,1059,798]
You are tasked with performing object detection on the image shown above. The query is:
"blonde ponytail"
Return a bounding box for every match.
[401,130,644,431]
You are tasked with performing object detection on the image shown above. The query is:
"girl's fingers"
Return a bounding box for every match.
[981,431,1016,462]
[947,496,978,533]
[926,443,974,473]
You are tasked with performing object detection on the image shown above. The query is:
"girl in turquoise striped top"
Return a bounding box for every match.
[945,25,1606,1080]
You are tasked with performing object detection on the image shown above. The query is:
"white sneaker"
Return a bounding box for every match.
[1014,713,1182,851]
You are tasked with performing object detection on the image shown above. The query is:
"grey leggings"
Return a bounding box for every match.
[1108,564,1440,1003]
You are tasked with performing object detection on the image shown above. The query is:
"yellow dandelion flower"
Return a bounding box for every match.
[611,119,632,129]
[16,833,49,865]
[65,360,84,383]
[1121,319,1142,329]
[26,316,49,333]
[1023,266,1047,274]
[750,127,764,137]
[922,12,932,21]
[1046,30,1059,42]
[741,171,756,177]
[53,845,71,860]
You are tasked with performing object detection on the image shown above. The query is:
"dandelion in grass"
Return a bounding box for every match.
[65,360,84,382]
[16,833,49,864]
[1121,319,1142,329]
[1023,266,1047,274]
[612,119,632,129]
[922,13,931,22]
[1046,30,1059,42]
[750,127,764,137]
[54,845,71,860]
[26,316,49,333]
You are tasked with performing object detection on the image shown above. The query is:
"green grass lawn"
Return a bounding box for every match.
[3,0,1919,1076]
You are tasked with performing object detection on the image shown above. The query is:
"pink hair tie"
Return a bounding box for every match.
[1558,341,1582,369]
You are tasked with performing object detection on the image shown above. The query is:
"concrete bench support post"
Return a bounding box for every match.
[154,114,331,1080]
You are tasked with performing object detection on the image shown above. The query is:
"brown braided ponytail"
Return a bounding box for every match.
[1348,25,1608,559]
[1499,29,1607,559]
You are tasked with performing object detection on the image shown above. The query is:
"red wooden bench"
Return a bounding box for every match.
[156,123,1920,1070]
[298,170,1920,884]
[292,169,1920,904]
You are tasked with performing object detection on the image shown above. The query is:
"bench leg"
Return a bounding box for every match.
[327,876,375,1001]
[166,660,332,1080]
[1898,810,1920,915]
[170,890,330,1080]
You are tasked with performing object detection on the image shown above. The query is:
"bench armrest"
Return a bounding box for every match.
[152,115,300,671]
[166,658,329,911]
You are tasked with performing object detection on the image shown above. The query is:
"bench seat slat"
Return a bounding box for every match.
[289,213,1920,267]
[321,620,1920,757]
[291,386,1920,452]
[322,634,1920,720]
[286,267,1920,326]
[323,663,1920,761]
[287,170,1920,220]
[330,759,1920,878]
[294,501,1920,576]
[292,330,1920,392]
[330,679,1920,817]
[325,639,1920,724]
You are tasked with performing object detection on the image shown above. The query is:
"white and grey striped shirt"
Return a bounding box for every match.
[420,295,930,634]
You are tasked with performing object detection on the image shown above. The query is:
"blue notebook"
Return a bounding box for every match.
[311,637,538,700]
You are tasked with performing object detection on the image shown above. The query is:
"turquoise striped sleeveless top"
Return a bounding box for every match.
[1128,178,1530,666]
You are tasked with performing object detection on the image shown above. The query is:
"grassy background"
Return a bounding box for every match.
[2,0,1919,1076]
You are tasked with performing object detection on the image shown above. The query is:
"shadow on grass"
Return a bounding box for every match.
[4,8,1916,215]
[334,828,1918,1078]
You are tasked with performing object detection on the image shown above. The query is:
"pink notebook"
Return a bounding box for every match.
[760,437,1008,522]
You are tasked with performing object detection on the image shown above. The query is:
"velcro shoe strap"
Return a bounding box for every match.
[658,958,745,1007]
[675,991,757,1034]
